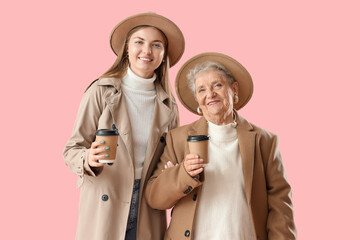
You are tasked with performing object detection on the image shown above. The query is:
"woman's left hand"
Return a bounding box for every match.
[183,154,204,177]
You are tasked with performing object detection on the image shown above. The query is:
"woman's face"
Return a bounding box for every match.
[127,27,166,78]
[195,70,238,125]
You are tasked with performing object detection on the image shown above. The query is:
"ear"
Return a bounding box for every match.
[232,82,239,95]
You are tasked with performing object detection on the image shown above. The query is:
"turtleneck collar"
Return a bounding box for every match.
[122,67,156,91]
[208,120,238,142]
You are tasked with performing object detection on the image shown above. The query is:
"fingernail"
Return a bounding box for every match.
[105,154,109,157]
[100,141,105,144]
[105,147,110,150]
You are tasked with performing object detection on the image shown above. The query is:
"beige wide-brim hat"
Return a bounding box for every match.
[110,12,185,67]
[175,52,254,115]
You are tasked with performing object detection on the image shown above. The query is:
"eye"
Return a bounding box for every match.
[197,88,205,93]
[135,41,143,45]
[153,43,163,48]
[214,83,222,88]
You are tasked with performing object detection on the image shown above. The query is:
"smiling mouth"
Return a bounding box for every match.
[139,57,153,62]
[207,101,219,106]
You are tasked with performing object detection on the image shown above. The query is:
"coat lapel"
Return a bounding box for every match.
[187,117,208,136]
[100,78,135,164]
[236,114,256,204]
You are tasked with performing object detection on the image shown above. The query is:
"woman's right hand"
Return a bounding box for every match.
[88,141,107,167]
[183,154,204,177]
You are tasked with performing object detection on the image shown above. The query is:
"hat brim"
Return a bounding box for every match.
[110,12,185,67]
[175,52,254,115]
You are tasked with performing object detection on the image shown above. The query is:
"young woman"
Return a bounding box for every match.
[63,12,185,240]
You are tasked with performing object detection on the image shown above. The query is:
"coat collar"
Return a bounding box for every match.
[98,77,171,105]
[188,113,256,204]
[98,77,122,92]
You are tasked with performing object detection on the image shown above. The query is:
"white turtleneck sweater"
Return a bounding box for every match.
[193,120,255,240]
[121,68,156,179]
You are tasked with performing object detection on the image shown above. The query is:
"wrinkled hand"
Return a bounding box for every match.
[88,141,107,167]
[183,154,204,177]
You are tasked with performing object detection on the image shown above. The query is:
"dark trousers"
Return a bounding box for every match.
[125,179,140,240]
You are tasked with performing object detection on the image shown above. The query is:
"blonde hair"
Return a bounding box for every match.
[100,25,175,108]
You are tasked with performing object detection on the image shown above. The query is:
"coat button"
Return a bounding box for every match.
[102,194,109,201]
[184,230,190,237]
[183,186,193,194]
[193,194,197,201]
[160,136,165,143]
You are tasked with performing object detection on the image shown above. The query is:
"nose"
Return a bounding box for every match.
[142,43,152,54]
[206,89,216,98]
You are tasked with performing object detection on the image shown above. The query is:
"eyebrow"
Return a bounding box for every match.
[196,79,224,90]
[133,36,164,43]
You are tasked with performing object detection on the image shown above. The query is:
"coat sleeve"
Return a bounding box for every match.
[265,135,297,239]
[63,82,105,179]
[145,130,202,210]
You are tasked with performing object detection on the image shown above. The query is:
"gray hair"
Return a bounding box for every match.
[186,61,235,95]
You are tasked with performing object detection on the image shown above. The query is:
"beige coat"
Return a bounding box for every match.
[145,115,297,240]
[63,77,178,240]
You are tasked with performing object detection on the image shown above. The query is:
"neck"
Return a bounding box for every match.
[205,110,234,126]
[130,66,154,79]
[122,67,156,91]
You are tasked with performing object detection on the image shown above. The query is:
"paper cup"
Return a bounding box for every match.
[187,135,210,164]
[95,128,119,163]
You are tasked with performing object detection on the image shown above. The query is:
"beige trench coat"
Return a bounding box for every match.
[145,115,297,240]
[63,77,178,240]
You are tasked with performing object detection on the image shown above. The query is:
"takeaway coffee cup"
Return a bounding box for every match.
[187,135,210,164]
[95,124,119,163]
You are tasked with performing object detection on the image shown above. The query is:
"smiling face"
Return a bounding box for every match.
[195,70,239,125]
[127,26,166,78]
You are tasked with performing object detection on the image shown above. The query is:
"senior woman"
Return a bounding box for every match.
[145,52,297,240]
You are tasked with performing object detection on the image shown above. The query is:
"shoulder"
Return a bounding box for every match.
[238,114,279,145]
[168,121,196,136]
[251,123,278,140]
[247,122,280,154]
[84,78,120,98]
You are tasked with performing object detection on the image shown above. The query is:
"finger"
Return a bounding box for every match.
[188,167,204,177]
[185,153,200,160]
[183,156,200,168]
[185,163,204,173]
[92,146,109,155]
[91,141,103,149]
[189,163,204,171]
[167,161,175,167]
[88,158,105,167]
[90,161,106,167]
[186,158,204,165]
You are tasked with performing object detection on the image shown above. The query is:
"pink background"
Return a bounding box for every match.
[1,0,359,239]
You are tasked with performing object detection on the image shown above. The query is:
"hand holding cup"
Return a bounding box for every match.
[88,141,108,167]
[183,154,204,177]
[88,126,119,167]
